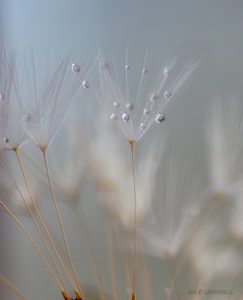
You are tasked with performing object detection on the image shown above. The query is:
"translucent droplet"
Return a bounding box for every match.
[3,137,9,144]
[150,94,159,102]
[125,65,130,70]
[155,113,166,124]
[140,122,146,130]
[164,90,172,99]
[122,112,130,122]
[142,68,148,74]
[102,62,109,70]
[163,67,169,76]
[125,102,134,111]
[143,108,151,115]
[22,113,32,123]
[110,113,118,120]
[82,80,90,89]
[0,93,4,102]
[71,63,81,74]
[113,102,120,108]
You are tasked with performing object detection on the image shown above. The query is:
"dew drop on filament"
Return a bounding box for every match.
[163,67,169,76]
[155,113,166,124]
[164,90,172,99]
[71,63,81,74]
[113,102,120,108]
[150,94,159,102]
[142,68,148,74]
[125,65,130,70]
[0,93,4,102]
[3,137,9,144]
[110,113,118,120]
[22,113,32,123]
[143,108,151,115]
[125,102,134,111]
[122,112,130,122]
[140,122,146,130]
[82,80,90,89]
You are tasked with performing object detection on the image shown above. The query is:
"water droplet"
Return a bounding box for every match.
[82,80,90,89]
[122,112,130,123]
[110,113,118,120]
[3,137,9,144]
[113,102,120,108]
[163,67,169,76]
[140,122,146,130]
[71,63,81,74]
[0,93,4,102]
[155,113,166,124]
[22,113,32,123]
[125,102,134,111]
[164,90,172,99]
[142,68,148,74]
[125,65,130,70]
[150,94,159,102]
[143,108,151,115]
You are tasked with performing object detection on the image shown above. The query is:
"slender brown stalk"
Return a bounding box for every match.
[129,140,137,299]
[73,214,106,300]
[108,223,120,300]
[0,200,63,291]
[0,273,29,300]
[0,154,66,291]
[13,148,77,292]
[41,148,83,298]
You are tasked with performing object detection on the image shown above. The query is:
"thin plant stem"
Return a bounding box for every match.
[41,148,83,298]
[73,213,106,300]
[13,148,77,292]
[0,153,66,291]
[0,273,29,300]
[108,222,120,300]
[129,140,137,299]
[0,200,63,291]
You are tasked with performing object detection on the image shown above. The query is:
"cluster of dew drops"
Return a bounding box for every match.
[72,62,171,131]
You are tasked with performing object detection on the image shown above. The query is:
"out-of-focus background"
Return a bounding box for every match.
[1,0,243,299]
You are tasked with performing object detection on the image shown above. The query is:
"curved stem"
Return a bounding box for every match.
[13,148,76,292]
[41,148,83,298]
[0,273,29,300]
[130,140,137,299]
[0,200,63,291]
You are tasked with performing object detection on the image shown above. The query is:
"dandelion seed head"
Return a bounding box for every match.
[92,48,198,142]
